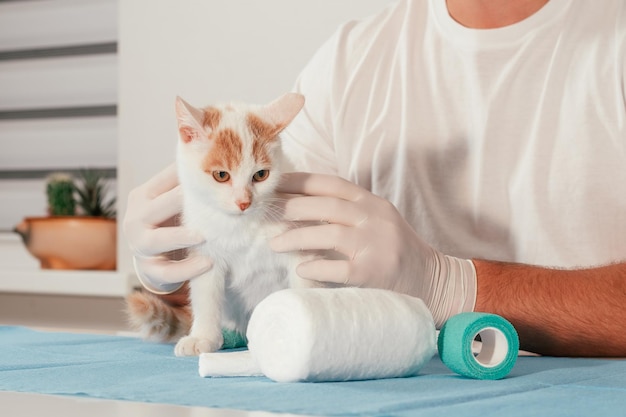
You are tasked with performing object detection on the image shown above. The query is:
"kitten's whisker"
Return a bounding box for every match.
[261,207,285,224]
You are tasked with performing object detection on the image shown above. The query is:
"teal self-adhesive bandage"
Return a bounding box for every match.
[221,329,247,350]
[438,312,519,380]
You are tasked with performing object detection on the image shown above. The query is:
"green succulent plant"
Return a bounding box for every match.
[74,169,117,218]
[46,173,76,216]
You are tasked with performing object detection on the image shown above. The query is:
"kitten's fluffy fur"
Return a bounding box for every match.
[127,93,317,356]
[126,289,191,343]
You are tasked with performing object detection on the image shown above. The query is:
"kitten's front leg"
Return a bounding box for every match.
[174,267,225,356]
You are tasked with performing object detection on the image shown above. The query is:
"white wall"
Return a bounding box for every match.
[117,0,393,275]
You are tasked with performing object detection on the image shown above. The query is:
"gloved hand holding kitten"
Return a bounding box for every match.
[123,163,213,294]
[270,172,477,328]
[124,165,476,327]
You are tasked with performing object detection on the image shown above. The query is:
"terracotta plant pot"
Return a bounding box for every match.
[14,216,117,270]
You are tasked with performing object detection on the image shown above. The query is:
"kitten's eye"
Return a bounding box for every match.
[212,171,230,183]
[252,169,270,182]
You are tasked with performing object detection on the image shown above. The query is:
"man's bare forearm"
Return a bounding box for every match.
[473,259,626,357]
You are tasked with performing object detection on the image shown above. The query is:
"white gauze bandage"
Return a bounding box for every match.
[199,287,437,382]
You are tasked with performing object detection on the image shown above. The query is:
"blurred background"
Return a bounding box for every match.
[0,0,389,333]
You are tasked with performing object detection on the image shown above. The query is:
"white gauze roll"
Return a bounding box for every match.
[246,287,436,382]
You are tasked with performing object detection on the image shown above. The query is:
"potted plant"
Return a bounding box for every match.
[14,169,117,271]
[47,173,76,215]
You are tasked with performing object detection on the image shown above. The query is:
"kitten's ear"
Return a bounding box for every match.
[260,93,305,131]
[175,96,208,143]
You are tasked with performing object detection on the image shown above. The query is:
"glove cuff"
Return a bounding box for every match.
[132,256,184,295]
[428,251,477,329]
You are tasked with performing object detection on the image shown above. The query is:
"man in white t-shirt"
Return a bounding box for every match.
[124,0,626,357]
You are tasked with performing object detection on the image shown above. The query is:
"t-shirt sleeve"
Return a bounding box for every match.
[280,27,346,175]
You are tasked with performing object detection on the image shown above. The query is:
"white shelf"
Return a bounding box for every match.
[0,269,133,297]
[0,232,136,297]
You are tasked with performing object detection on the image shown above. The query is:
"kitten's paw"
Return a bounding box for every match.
[174,334,223,357]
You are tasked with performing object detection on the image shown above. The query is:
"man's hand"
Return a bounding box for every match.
[270,172,476,327]
[123,163,212,294]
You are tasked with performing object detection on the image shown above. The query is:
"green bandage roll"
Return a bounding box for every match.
[438,312,519,380]
[221,329,247,350]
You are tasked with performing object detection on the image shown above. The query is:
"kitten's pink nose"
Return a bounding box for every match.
[237,201,251,211]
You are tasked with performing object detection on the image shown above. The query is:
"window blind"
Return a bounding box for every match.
[0,0,118,231]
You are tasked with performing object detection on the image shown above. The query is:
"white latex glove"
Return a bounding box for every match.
[123,163,212,294]
[270,173,476,328]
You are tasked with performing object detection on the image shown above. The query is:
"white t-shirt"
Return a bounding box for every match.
[281,0,626,268]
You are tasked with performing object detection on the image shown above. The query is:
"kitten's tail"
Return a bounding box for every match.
[125,289,192,343]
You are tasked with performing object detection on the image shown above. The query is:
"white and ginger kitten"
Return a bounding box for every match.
[127,93,321,356]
